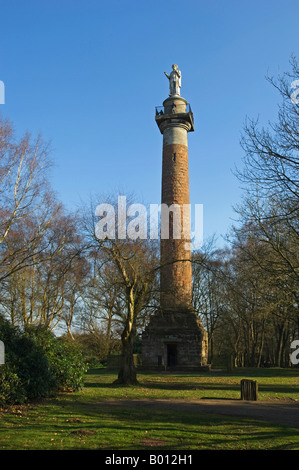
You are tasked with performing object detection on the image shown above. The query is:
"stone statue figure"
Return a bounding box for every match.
[164,64,181,96]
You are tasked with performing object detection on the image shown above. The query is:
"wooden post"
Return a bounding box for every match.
[240,379,258,401]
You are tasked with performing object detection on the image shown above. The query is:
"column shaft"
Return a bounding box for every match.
[160,124,192,310]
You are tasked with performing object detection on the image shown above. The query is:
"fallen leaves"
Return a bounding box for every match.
[70,429,97,436]
[139,437,168,447]
[65,417,85,423]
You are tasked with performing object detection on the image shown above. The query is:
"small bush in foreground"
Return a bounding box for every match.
[27,328,87,392]
[0,317,86,405]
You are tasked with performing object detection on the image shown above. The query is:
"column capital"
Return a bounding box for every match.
[155,96,194,134]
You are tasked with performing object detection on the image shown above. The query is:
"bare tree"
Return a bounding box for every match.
[234,57,299,294]
[0,116,70,282]
[192,240,226,362]
[0,117,51,243]
[0,208,82,331]
[82,194,159,384]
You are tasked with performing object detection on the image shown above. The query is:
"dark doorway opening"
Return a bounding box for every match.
[167,344,177,367]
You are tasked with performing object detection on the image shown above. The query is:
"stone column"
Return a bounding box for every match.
[141,84,208,371]
[156,96,194,311]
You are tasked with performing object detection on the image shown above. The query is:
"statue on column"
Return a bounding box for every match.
[164,64,181,96]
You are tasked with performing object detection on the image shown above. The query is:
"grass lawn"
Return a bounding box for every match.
[0,367,299,450]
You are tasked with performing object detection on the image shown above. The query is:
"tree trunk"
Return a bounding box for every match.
[114,290,138,385]
[115,337,137,385]
[276,322,286,367]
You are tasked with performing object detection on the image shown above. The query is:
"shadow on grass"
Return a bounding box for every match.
[211,367,299,378]
[200,397,240,401]
[83,367,299,403]
[87,366,299,378]
[40,396,299,450]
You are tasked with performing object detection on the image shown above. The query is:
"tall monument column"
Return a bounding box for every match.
[159,94,193,311]
[142,65,208,370]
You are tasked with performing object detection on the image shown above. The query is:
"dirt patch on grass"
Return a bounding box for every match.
[66,417,85,423]
[139,438,168,447]
[70,429,97,436]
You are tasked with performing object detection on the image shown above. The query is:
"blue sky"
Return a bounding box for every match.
[0,0,298,247]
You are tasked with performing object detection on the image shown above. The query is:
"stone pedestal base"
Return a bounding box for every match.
[141,308,208,371]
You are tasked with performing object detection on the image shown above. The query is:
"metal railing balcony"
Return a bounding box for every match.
[155,102,193,116]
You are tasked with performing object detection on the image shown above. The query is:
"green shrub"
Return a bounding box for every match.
[24,326,87,392]
[0,317,52,402]
[0,317,86,405]
[50,339,87,391]
[0,364,25,405]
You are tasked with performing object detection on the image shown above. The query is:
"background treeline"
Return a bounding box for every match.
[0,58,298,395]
[193,57,298,367]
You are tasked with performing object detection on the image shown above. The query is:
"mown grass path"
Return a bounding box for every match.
[0,368,299,450]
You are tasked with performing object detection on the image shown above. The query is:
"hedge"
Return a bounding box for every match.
[0,317,86,405]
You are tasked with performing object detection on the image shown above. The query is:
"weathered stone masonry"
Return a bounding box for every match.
[142,80,208,370]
